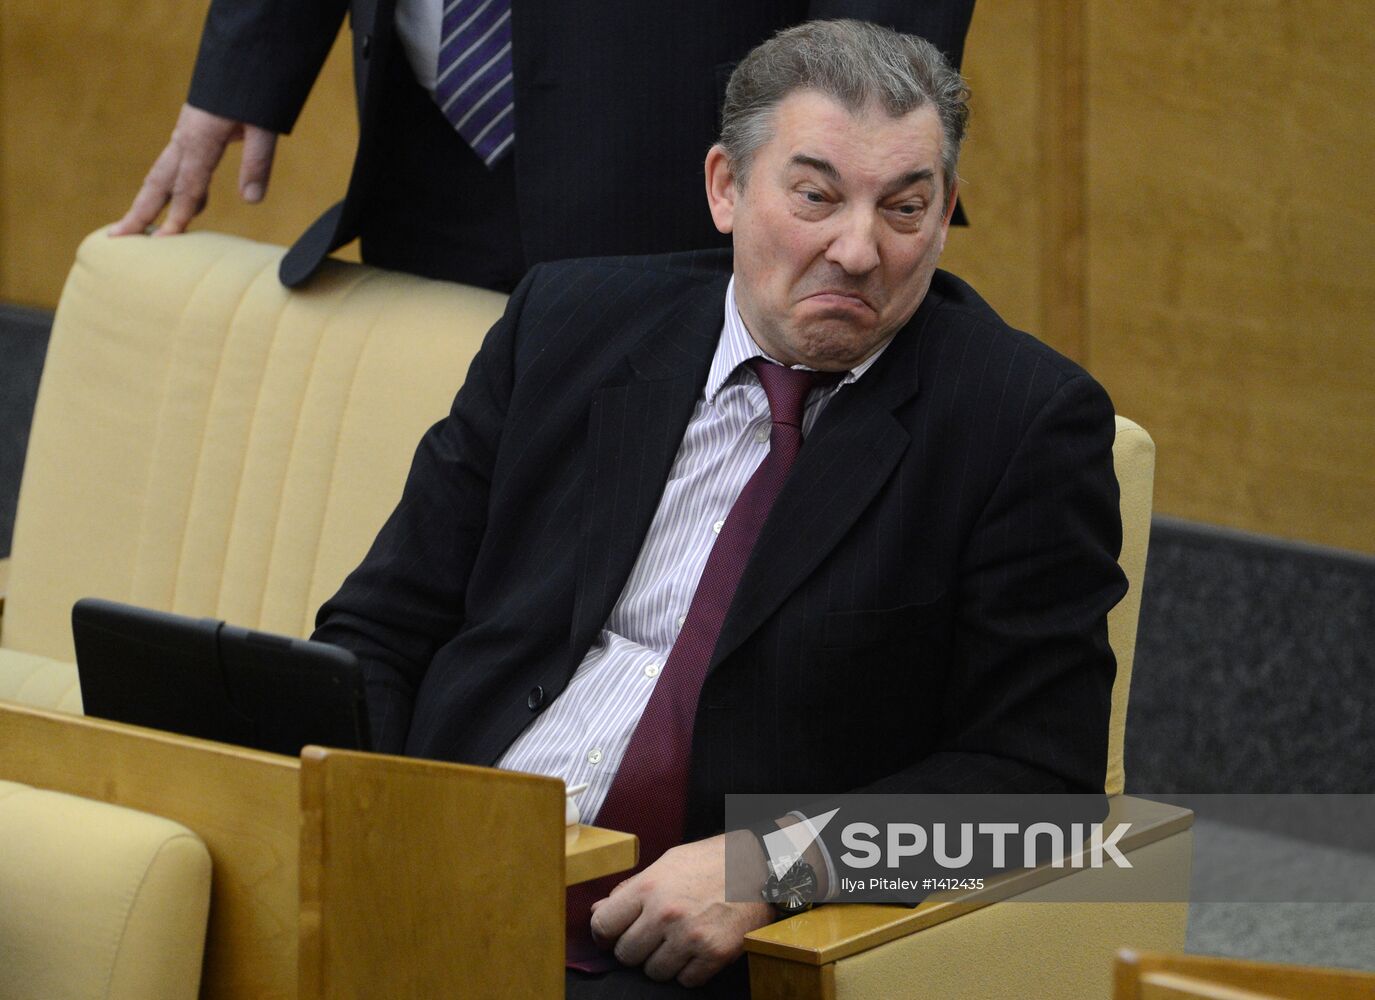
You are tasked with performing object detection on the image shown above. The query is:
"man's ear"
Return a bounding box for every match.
[932,178,959,256]
[704,145,738,235]
[940,179,960,230]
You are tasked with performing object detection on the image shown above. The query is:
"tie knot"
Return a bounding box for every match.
[748,358,843,429]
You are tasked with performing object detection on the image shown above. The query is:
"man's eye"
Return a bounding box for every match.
[802,190,826,203]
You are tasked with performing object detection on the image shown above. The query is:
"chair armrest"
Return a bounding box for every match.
[745,796,1193,1000]
[0,779,212,1000]
[566,824,639,886]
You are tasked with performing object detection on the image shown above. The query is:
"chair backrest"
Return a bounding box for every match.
[0,779,212,1000]
[1114,948,1375,1000]
[3,231,506,662]
[1108,416,1156,795]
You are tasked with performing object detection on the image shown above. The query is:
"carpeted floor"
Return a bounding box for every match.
[1127,518,1375,795]
[1127,518,1375,972]
[1186,818,1375,971]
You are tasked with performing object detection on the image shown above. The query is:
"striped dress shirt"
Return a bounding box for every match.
[497,278,892,823]
[394,0,446,93]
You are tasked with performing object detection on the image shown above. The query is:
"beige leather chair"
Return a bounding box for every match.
[0,229,506,703]
[0,230,501,999]
[0,230,1188,999]
[0,779,211,1000]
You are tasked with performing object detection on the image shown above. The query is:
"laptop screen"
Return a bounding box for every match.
[73,597,371,756]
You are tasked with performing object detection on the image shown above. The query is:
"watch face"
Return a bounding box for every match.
[764,858,817,912]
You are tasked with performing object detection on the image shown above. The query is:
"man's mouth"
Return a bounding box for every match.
[804,290,874,312]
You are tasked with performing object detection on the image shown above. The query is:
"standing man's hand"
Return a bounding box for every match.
[110,103,278,237]
[588,833,774,988]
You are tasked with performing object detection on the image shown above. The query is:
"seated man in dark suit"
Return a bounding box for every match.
[314,19,1126,997]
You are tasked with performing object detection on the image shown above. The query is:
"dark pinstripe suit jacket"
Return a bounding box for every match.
[185,0,974,286]
[313,250,1126,839]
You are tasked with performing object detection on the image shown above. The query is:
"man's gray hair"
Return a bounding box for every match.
[718,20,970,205]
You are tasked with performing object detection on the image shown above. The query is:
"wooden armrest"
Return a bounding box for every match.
[745,795,1194,967]
[567,823,638,886]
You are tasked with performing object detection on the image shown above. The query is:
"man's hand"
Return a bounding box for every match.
[588,833,774,988]
[110,104,278,237]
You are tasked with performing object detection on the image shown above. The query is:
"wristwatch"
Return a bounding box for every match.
[755,835,819,916]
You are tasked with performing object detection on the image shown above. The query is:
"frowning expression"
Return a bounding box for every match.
[706,90,957,371]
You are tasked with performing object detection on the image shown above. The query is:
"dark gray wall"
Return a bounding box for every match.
[0,304,52,559]
[1126,517,1375,794]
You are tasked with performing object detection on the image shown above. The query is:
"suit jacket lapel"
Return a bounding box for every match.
[711,307,929,671]
[568,273,727,662]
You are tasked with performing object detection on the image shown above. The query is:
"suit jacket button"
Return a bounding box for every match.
[527,686,545,710]
[361,33,372,59]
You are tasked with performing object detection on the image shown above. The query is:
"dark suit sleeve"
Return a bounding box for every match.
[186,0,350,133]
[806,0,976,69]
[859,373,1126,796]
[311,268,535,752]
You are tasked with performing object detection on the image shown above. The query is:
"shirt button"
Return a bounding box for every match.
[713,519,724,534]
[676,615,686,628]
[755,424,770,443]
[645,664,661,678]
[527,685,544,710]
[587,748,603,765]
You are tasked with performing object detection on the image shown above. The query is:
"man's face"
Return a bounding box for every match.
[706,90,957,371]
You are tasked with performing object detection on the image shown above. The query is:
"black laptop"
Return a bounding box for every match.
[72,597,371,756]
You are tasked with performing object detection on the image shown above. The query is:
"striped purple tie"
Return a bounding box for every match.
[434,0,515,167]
[566,360,842,970]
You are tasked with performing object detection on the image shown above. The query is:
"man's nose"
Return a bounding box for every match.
[824,210,881,275]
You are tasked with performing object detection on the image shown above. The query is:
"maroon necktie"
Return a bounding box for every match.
[567,359,841,968]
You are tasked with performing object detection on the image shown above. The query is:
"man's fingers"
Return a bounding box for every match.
[588,886,644,946]
[110,145,182,236]
[605,891,688,969]
[114,104,243,236]
[638,916,735,985]
[157,164,213,235]
[640,936,695,984]
[609,915,664,970]
[111,103,275,236]
[238,126,278,203]
[675,955,726,990]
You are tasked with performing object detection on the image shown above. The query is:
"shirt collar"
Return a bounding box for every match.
[706,276,894,403]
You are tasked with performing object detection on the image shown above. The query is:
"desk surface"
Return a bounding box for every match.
[567,822,639,886]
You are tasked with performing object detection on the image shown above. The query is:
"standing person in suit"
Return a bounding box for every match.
[108,1,974,292]
[313,20,1124,997]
